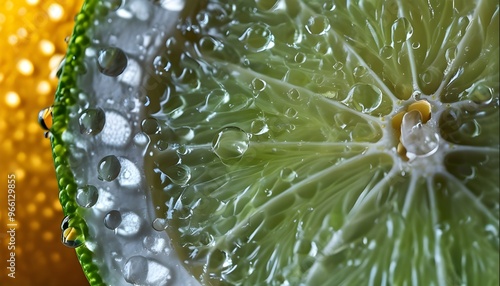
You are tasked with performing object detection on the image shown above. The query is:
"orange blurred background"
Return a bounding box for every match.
[0,0,89,285]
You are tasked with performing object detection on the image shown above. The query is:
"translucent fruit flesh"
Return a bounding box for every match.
[50,0,498,285]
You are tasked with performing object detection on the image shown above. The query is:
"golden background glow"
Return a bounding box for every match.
[1,0,88,285]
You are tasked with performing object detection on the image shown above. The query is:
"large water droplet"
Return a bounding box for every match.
[240,23,275,52]
[104,210,122,230]
[305,15,330,35]
[116,211,142,237]
[212,127,250,162]
[344,84,383,113]
[203,89,230,111]
[251,119,269,135]
[60,216,83,248]
[97,155,121,181]
[391,17,413,44]
[97,47,128,77]
[79,108,106,135]
[400,110,439,160]
[76,185,99,208]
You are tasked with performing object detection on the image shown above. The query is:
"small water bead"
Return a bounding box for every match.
[103,0,122,11]
[152,218,168,231]
[123,256,171,285]
[458,120,481,138]
[78,108,106,135]
[97,155,121,181]
[251,78,267,93]
[379,45,394,59]
[323,2,336,11]
[212,127,250,161]
[353,66,367,78]
[76,185,99,208]
[344,84,383,113]
[400,110,439,160]
[287,88,301,101]
[99,110,132,147]
[445,46,457,63]
[240,23,275,52]
[280,168,297,182]
[96,47,128,77]
[250,119,269,135]
[391,17,413,44]
[163,164,191,186]
[412,42,420,49]
[104,210,122,230]
[116,211,142,237]
[203,89,230,111]
[141,118,161,135]
[117,157,141,188]
[153,55,172,76]
[38,106,53,134]
[468,84,493,104]
[285,107,298,118]
[305,15,331,35]
[294,52,306,64]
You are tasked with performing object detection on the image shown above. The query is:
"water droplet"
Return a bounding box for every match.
[116,211,142,236]
[323,2,336,11]
[203,89,230,111]
[240,23,275,52]
[344,84,383,113]
[445,46,457,63]
[38,106,53,131]
[400,110,439,160]
[212,127,250,162]
[412,41,420,49]
[162,164,191,186]
[294,52,306,64]
[152,218,167,231]
[79,108,106,135]
[251,78,267,93]
[285,107,298,118]
[104,210,122,230]
[391,17,413,44]
[287,88,301,101]
[103,0,122,11]
[353,66,367,78]
[123,256,171,285]
[97,47,128,77]
[153,55,171,76]
[60,216,82,248]
[280,168,297,182]
[76,185,99,208]
[379,45,394,59]
[459,120,481,138]
[97,155,121,181]
[99,110,132,147]
[141,118,161,135]
[117,157,141,188]
[251,119,269,135]
[197,36,223,54]
[305,15,331,35]
[469,84,493,104]
[333,62,343,70]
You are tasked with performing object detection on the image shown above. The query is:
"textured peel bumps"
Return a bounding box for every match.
[50,0,499,285]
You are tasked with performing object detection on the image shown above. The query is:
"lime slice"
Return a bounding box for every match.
[49,0,498,285]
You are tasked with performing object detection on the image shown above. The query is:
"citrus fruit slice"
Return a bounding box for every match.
[48,0,498,285]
